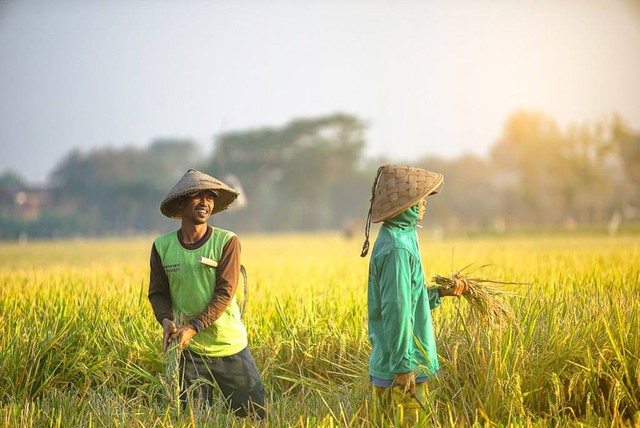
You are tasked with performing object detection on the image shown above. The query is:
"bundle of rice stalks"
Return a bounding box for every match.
[433,265,525,324]
[163,313,188,408]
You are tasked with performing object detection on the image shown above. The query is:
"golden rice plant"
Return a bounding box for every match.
[433,265,526,324]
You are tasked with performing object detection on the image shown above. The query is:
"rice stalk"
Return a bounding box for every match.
[433,265,526,324]
[164,313,189,408]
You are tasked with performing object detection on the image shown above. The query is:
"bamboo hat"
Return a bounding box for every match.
[160,169,239,219]
[371,164,443,223]
[360,164,444,256]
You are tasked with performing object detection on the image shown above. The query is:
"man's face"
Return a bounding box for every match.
[417,197,427,222]
[181,190,216,225]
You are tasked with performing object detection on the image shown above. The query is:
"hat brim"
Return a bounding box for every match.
[161,188,238,219]
[160,169,240,219]
[372,173,443,223]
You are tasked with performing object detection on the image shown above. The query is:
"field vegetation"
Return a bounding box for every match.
[0,231,639,427]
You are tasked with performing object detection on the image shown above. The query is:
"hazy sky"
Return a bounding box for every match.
[1,0,639,183]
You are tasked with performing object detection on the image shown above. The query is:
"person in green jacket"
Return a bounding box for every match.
[360,164,466,425]
[148,169,265,419]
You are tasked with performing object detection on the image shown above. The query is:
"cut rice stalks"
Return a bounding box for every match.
[433,265,527,325]
[163,313,188,408]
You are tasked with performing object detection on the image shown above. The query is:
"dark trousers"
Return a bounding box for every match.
[179,346,266,419]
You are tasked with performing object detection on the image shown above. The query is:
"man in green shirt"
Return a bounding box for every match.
[360,164,466,425]
[148,169,265,419]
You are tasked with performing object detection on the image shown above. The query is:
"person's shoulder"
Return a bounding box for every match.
[211,226,238,241]
[152,230,179,256]
[375,227,410,249]
[375,244,414,260]
[154,230,178,245]
[372,232,415,260]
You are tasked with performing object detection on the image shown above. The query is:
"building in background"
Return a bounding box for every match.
[0,184,51,221]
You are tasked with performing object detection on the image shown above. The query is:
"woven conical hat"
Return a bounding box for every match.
[160,169,239,219]
[371,164,444,223]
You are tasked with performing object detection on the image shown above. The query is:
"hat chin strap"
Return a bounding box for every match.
[360,166,384,257]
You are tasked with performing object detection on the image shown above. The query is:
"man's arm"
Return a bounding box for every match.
[148,243,179,351]
[148,242,173,324]
[189,235,241,332]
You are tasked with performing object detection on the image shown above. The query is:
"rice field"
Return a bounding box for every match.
[0,231,639,427]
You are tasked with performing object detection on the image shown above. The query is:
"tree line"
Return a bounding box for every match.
[0,110,638,239]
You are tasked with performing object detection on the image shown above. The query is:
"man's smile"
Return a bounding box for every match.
[195,206,209,215]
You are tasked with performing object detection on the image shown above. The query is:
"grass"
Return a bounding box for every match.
[0,231,639,427]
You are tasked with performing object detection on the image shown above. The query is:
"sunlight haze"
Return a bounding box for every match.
[1,0,639,182]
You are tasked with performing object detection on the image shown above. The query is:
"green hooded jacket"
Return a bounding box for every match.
[367,203,442,380]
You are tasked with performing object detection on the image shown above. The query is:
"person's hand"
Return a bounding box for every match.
[171,326,197,349]
[162,318,177,352]
[393,372,416,397]
[439,277,467,298]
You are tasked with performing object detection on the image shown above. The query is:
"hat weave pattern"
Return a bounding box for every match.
[371,164,443,223]
[160,169,239,219]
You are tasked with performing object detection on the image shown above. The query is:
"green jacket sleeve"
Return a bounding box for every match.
[426,287,442,310]
[378,248,415,374]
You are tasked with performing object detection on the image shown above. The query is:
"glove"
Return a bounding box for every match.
[439,277,467,297]
[172,326,197,349]
[393,372,416,397]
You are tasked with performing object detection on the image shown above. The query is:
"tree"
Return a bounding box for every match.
[560,120,616,224]
[0,170,26,187]
[416,154,497,231]
[610,115,640,217]
[490,111,567,225]
[49,140,203,234]
[210,113,367,231]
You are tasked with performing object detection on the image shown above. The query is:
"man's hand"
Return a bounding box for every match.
[439,277,468,297]
[162,318,177,352]
[171,326,197,349]
[393,372,416,397]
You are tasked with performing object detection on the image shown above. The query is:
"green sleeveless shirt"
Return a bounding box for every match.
[153,227,247,357]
